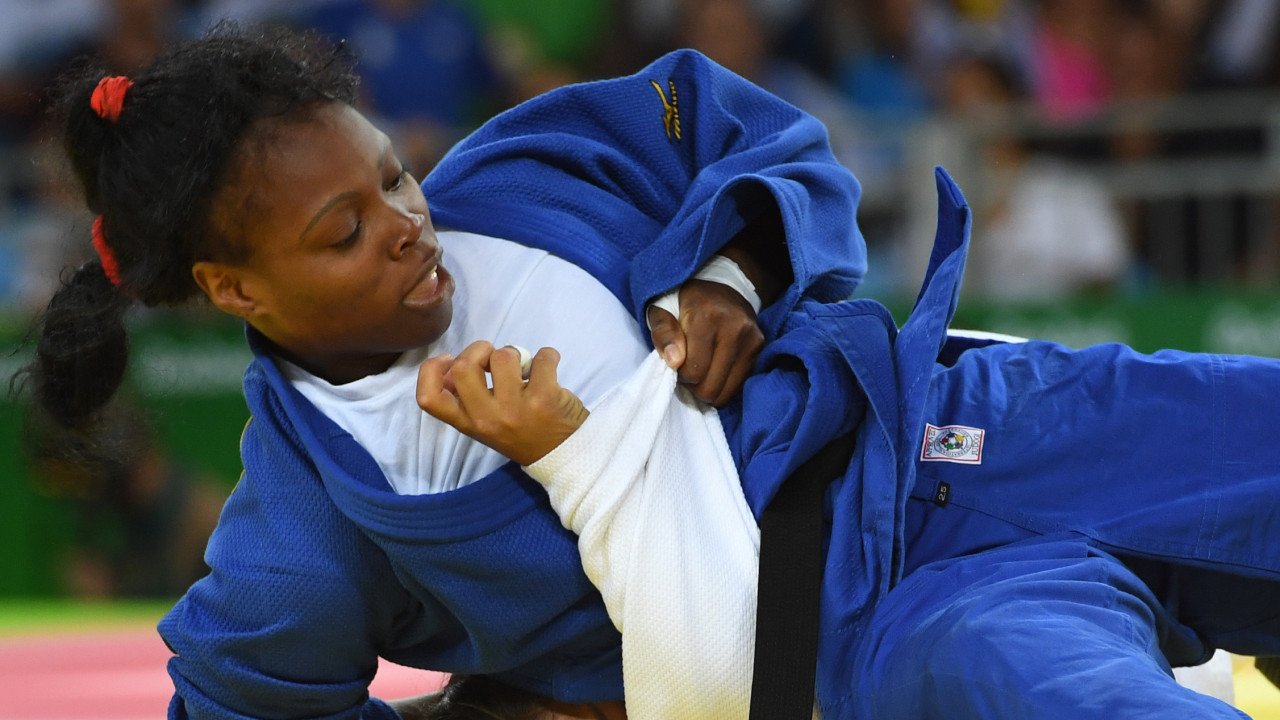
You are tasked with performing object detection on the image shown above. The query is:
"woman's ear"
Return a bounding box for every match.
[192,261,257,319]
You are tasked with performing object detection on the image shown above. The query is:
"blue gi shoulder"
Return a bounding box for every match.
[423,48,866,341]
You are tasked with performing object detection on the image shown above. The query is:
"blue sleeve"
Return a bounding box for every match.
[421,48,865,340]
[160,415,414,720]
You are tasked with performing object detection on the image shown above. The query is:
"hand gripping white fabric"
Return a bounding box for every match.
[525,352,761,719]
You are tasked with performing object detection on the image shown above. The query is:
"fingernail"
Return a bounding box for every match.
[663,346,680,366]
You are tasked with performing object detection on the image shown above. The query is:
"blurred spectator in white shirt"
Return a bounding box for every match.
[946,54,1132,302]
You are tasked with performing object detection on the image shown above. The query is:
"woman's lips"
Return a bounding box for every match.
[404,261,453,308]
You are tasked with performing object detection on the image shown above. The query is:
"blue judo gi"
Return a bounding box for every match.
[160,48,1280,720]
[847,336,1280,719]
[428,48,1280,715]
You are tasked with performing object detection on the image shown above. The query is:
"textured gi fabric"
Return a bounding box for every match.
[526,352,760,720]
[852,533,1250,719]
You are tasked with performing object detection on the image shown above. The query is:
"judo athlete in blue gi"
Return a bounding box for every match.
[26,22,1280,720]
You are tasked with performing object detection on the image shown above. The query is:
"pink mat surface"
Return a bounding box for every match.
[0,627,446,719]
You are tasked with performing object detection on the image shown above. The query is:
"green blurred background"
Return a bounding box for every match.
[1,310,249,596]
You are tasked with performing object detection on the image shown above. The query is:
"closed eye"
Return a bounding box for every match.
[388,167,410,192]
[334,222,361,248]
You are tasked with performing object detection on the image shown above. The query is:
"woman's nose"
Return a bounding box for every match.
[391,210,427,258]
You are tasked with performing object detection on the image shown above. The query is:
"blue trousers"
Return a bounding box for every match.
[849,497,1280,719]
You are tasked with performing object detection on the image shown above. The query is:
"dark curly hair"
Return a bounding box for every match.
[422,675,556,720]
[24,23,357,428]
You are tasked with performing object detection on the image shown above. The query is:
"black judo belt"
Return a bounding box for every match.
[748,432,857,720]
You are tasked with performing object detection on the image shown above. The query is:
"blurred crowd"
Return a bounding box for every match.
[23,400,227,597]
[1,0,1278,313]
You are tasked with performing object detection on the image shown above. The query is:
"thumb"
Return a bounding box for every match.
[646,305,686,368]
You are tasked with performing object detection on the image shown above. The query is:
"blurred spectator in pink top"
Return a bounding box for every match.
[1030,0,1113,121]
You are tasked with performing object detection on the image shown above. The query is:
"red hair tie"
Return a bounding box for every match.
[91,216,125,288]
[90,76,133,123]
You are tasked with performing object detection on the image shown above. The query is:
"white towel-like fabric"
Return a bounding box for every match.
[1172,650,1235,705]
[525,352,761,720]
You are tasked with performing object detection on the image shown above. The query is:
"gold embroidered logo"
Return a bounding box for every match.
[650,79,681,141]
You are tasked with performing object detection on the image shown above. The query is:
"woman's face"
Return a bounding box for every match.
[197,103,455,384]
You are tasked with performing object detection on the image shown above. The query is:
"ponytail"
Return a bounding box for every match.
[26,259,133,428]
[16,22,361,426]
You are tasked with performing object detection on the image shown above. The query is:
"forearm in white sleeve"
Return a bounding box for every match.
[525,352,761,720]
